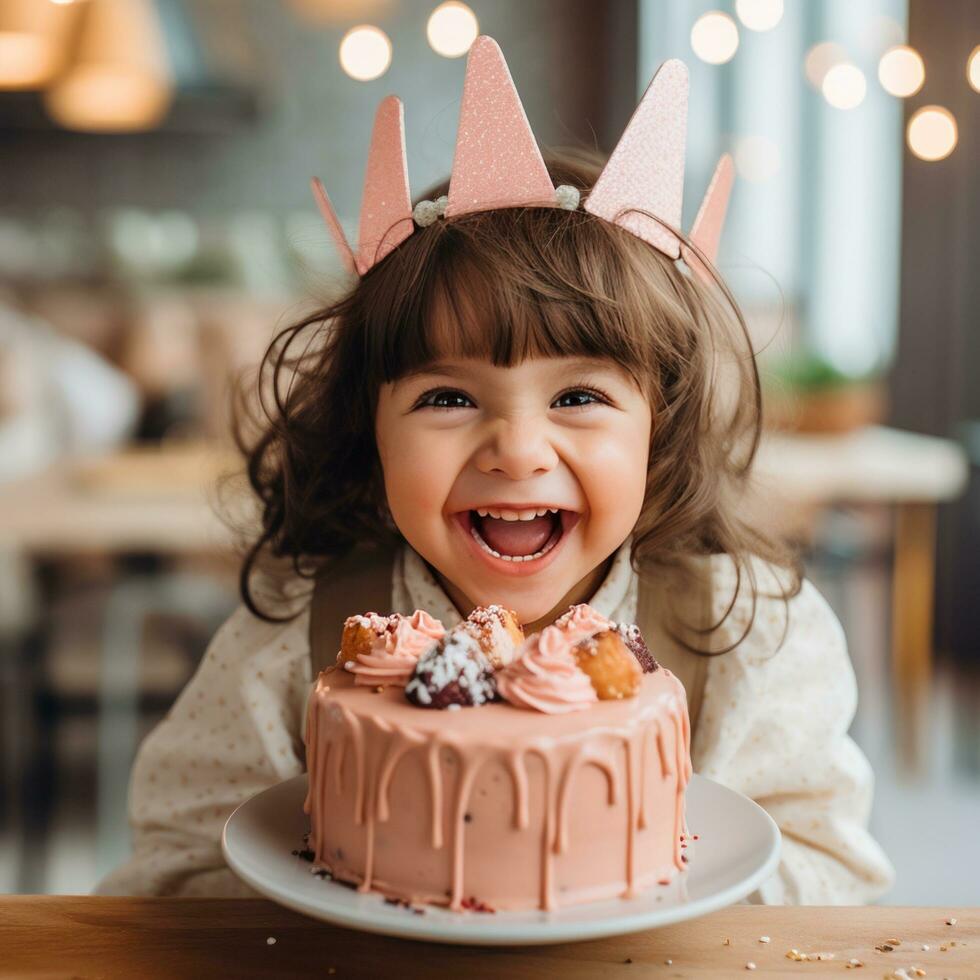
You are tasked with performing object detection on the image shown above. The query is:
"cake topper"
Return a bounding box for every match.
[312,35,733,279]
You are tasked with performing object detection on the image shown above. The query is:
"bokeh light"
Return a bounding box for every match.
[804,41,847,89]
[968,45,980,93]
[878,45,925,98]
[735,0,783,33]
[338,25,391,81]
[0,32,58,88]
[907,105,958,161]
[821,62,866,110]
[690,12,739,65]
[426,2,478,59]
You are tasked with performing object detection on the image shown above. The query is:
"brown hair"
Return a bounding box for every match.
[235,149,801,651]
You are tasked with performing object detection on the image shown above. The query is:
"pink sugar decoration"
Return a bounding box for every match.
[446,36,557,218]
[683,153,735,282]
[356,95,414,275]
[584,59,689,259]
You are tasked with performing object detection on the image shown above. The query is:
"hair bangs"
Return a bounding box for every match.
[363,211,654,386]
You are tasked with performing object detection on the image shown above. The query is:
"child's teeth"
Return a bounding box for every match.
[474,506,561,521]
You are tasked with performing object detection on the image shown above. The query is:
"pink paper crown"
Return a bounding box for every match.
[312,36,733,281]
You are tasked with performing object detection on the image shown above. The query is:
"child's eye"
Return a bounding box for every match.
[552,386,611,409]
[415,388,474,411]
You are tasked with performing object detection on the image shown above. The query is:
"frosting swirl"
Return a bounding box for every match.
[347,610,445,686]
[553,603,613,646]
[496,625,597,714]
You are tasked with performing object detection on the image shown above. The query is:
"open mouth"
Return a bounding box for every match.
[454,506,581,565]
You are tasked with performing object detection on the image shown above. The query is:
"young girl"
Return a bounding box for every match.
[96,39,894,903]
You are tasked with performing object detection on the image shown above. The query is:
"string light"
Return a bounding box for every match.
[821,62,866,110]
[907,106,958,161]
[878,45,924,97]
[426,2,478,59]
[968,45,980,93]
[734,0,783,33]
[690,12,739,65]
[339,25,391,81]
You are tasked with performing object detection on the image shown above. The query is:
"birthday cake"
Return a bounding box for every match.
[303,603,692,912]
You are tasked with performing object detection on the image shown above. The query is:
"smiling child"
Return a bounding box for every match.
[96,39,894,904]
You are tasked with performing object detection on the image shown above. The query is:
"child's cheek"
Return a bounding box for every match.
[381,431,456,527]
[575,422,650,522]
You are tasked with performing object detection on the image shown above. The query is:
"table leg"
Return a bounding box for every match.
[891,501,937,772]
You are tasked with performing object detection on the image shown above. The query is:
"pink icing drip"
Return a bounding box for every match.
[348,611,445,687]
[496,626,597,714]
[303,669,693,912]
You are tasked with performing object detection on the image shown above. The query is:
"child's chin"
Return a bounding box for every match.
[469,573,568,623]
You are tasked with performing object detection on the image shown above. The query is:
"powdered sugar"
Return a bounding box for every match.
[454,604,521,668]
[405,630,497,708]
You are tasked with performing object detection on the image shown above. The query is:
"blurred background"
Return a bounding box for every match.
[0,0,977,902]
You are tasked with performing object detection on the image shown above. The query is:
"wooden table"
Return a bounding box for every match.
[1,898,975,978]
[0,442,249,555]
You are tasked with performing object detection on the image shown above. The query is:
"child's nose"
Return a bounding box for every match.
[474,416,559,480]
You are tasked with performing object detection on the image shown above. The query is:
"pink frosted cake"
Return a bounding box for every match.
[303,603,691,912]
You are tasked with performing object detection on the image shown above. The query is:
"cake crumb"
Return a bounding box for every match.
[266,937,276,945]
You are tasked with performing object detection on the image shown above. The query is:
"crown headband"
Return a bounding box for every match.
[312,36,733,281]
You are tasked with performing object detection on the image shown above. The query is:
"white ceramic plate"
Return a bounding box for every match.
[222,773,779,945]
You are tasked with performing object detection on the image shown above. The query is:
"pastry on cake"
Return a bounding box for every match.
[339,609,445,686]
[572,629,643,700]
[337,612,397,666]
[405,631,497,708]
[304,603,691,912]
[451,603,524,669]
